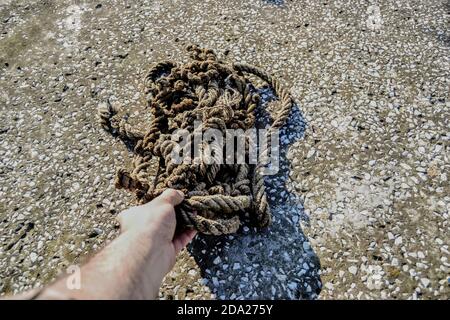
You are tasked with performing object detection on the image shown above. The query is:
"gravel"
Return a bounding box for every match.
[1,0,449,299]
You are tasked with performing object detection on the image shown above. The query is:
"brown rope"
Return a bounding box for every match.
[97,46,294,235]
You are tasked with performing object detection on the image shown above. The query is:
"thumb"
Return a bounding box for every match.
[157,189,185,206]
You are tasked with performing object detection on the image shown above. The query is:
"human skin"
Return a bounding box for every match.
[12,189,196,300]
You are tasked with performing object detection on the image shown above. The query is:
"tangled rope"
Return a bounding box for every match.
[98,46,294,235]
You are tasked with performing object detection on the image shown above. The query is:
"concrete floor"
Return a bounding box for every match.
[0,0,448,299]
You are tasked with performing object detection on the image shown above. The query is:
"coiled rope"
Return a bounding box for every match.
[98,46,294,235]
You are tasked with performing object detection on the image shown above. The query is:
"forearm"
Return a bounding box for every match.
[40,231,168,300]
[6,190,192,300]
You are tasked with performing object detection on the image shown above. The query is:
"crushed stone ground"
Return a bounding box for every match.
[0,0,448,299]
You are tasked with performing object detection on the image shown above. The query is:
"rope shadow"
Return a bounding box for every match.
[188,87,322,299]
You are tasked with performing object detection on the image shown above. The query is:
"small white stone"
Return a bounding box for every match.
[30,252,38,263]
[288,282,298,290]
[303,242,311,251]
[420,278,430,287]
[213,256,221,265]
[394,236,403,246]
[276,274,287,281]
[348,266,358,275]
[400,163,412,170]
[188,269,197,276]
[232,263,241,270]
[306,149,315,158]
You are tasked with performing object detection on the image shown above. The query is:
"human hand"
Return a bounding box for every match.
[12,189,197,300]
[117,189,197,274]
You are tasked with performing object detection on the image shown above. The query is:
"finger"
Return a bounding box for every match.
[173,231,193,254]
[158,189,184,206]
[173,229,197,254]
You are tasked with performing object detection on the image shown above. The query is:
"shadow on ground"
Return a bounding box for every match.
[188,88,322,299]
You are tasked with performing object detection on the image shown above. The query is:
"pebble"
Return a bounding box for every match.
[420,278,430,287]
[348,266,358,275]
[188,269,197,276]
[288,282,298,290]
[30,252,38,263]
[93,228,103,235]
